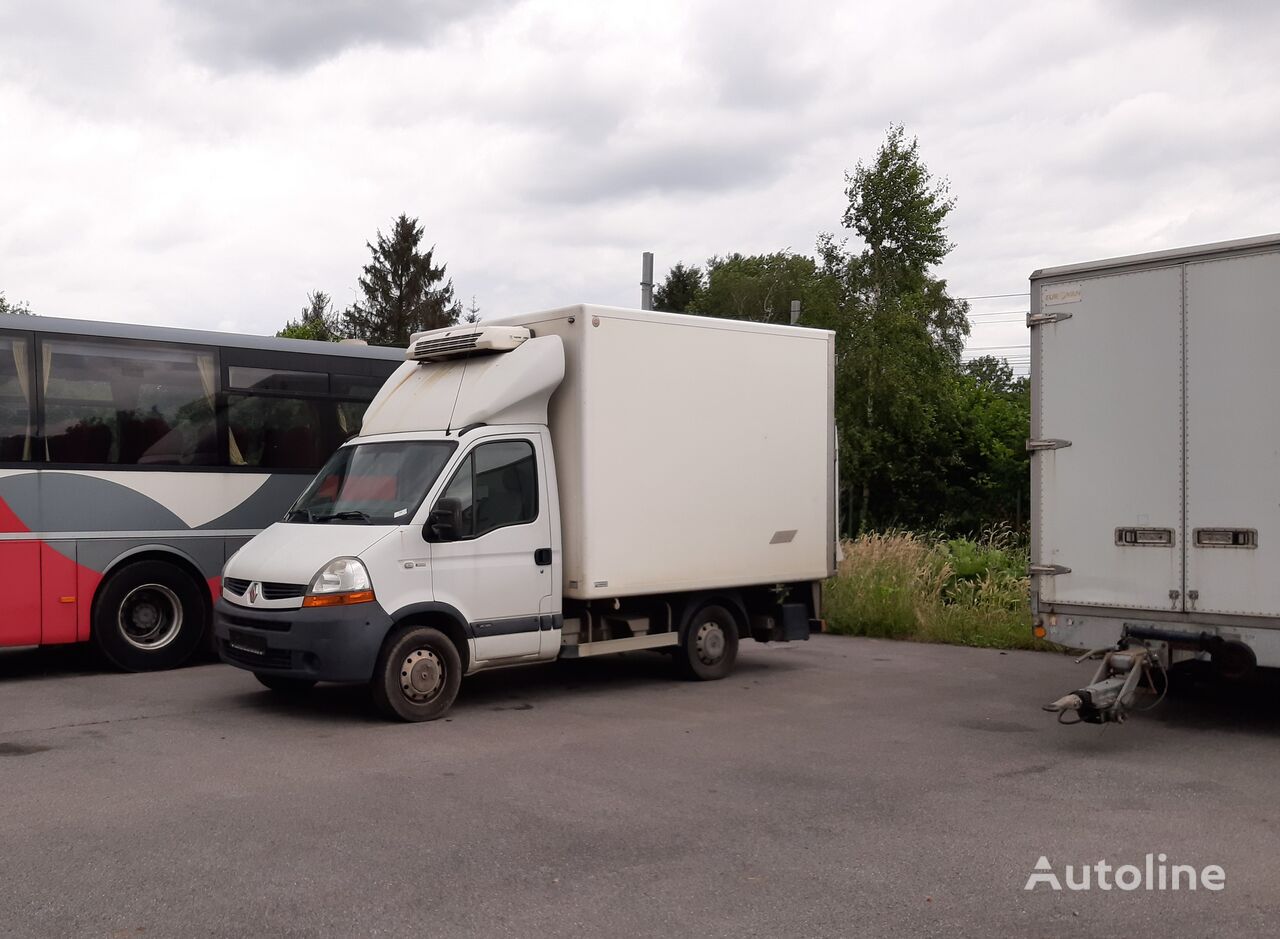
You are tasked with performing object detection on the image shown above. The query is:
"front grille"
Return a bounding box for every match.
[220,610,291,632]
[221,639,292,670]
[221,579,305,601]
[261,582,306,600]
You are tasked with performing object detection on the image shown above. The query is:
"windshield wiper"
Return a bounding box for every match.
[313,510,372,523]
[285,507,314,522]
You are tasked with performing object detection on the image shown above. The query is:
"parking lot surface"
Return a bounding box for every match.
[0,635,1273,938]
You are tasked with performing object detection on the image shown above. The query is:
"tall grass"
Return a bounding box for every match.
[824,528,1042,650]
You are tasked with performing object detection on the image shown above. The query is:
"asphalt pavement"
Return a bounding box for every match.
[0,635,1274,938]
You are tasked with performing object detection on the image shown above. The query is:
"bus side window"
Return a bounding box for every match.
[226,395,327,470]
[41,338,218,466]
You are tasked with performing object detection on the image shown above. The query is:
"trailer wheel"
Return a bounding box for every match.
[677,604,739,681]
[371,625,462,722]
[92,560,208,672]
[255,673,317,694]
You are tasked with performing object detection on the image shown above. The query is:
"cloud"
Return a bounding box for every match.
[0,0,1277,373]
[175,0,509,72]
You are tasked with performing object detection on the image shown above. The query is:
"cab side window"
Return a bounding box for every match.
[436,440,537,539]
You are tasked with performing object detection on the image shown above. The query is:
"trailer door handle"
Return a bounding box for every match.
[534,548,552,566]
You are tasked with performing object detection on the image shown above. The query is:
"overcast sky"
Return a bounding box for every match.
[2,0,1278,369]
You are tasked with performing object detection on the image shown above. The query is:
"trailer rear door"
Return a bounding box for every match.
[1033,266,1183,611]
[1184,249,1280,616]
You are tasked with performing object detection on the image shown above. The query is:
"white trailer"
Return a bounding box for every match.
[213,304,836,720]
[1031,234,1280,719]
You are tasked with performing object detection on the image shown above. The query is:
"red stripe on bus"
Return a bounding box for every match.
[0,541,40,646]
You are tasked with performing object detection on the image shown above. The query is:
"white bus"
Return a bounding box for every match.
[0,311,402,670]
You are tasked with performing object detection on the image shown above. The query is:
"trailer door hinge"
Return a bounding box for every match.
[1026,438,1072,451]
[1029,564,1071,576]
[1027,311,1073,327]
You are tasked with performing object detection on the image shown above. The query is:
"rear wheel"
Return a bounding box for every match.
[370,625,462,722]
[255,673,317,694]
[93,560,208,671]
[676,603,739,680]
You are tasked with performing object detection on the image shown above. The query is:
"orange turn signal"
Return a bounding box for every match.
[1033,624,1047,639]
[302,590,376,608]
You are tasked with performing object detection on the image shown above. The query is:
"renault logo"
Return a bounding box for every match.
[248,582,261,604]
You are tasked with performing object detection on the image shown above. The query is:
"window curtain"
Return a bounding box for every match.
[196,353,243,465]
[40,342,52,460]
[10,340,30,461]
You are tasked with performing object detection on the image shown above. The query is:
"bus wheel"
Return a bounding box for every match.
[93,560,208,672]
[676,604,739,681]
[370,625,461,722]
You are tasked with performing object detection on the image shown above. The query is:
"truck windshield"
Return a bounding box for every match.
[285,440,457,525]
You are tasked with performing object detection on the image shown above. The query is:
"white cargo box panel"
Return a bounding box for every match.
[1031,233,1280,619]
[1184,249,1280,616]
[1032,265,1184,611]
[489,305,836,600]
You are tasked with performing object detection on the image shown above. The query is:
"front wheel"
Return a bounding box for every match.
[93,560,208,671]
[676,604,740,681]
[371,625,462,722]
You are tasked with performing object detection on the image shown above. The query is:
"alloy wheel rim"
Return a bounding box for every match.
[119,584,184,651]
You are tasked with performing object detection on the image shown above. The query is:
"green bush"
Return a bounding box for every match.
[824,529,1043,650]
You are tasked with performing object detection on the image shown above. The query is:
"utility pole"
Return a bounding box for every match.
[640,252,654,310]
[790,299,801,325]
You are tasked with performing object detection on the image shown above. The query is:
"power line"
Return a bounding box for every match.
[956,292,1030,301]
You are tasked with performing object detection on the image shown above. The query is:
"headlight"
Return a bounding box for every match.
[303,557,375,607]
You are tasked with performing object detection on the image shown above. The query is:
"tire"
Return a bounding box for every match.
[676,603,740,681]
[92,560,209,672]
[255,673,317,694]
[370,625,462,722]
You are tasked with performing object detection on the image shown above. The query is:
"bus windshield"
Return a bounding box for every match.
[286,440,457,525]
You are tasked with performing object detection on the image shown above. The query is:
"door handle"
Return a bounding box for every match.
[534,548,552,566]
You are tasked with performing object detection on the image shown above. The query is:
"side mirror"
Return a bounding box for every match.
[427,497,464,542]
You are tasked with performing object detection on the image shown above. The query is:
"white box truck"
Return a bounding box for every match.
[1032,234,1280,721]
[213,304,837,720]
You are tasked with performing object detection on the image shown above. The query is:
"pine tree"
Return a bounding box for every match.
[343,215,462,346]
[462,296,481,324]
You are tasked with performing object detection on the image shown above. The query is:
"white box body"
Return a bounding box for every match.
[489,305,837,601]
[1031,234,1280,664]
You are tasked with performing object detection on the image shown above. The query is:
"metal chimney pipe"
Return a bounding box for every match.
[641,252,654,310]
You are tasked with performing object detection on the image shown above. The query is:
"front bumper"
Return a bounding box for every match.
[214,598,394,683]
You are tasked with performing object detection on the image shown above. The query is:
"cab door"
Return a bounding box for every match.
[426,436,550,663]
